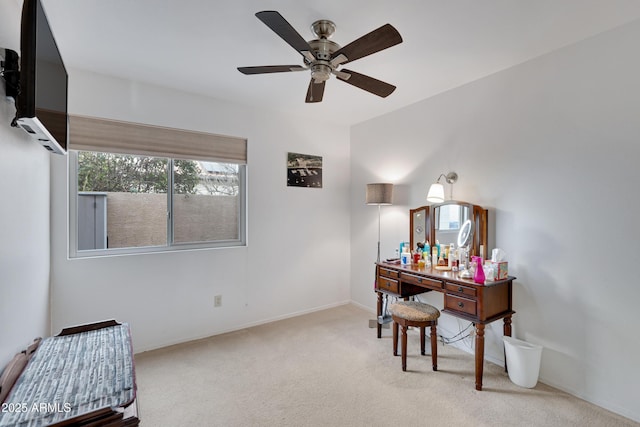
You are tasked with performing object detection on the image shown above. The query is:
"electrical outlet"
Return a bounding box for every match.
[214,295,222,307]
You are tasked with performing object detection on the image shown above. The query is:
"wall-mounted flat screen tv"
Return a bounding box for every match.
[14,0,68,155]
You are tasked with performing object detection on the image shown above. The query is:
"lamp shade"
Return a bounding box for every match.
[366,183,393,205]
[427,183,445,203]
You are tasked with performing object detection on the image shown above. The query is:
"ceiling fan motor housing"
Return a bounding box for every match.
[307,38,340,82]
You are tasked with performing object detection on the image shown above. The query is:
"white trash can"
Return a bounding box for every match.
[503,336,543,388]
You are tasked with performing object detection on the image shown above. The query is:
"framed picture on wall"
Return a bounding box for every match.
[287,152,323,188]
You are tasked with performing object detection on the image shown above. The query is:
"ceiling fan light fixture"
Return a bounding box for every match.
[311,63,332,82]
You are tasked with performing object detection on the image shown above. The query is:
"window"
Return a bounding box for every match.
[68,115,246,257]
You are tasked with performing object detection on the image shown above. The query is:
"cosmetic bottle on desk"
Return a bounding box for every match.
[401,246,411,265]
[472,256,485,284]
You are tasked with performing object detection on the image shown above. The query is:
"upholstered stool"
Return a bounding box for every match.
[389,301,440,372]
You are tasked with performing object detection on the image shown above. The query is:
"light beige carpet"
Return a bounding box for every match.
[134,304,637,427]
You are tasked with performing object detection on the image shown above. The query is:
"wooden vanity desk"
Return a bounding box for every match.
[375,261,515,391]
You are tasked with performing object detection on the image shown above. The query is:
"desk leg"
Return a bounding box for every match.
[503,315,512,337]
[376,292,383,339]
[475,323,485,391]
[503,315,512,372]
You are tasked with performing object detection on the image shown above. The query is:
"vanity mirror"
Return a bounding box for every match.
[409,201,488,259]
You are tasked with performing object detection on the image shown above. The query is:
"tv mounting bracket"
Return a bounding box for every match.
[0,48,20,101]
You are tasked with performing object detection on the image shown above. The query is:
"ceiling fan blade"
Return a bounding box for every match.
[238,65,306,75]
[305,79,325,103]
[335,69,396,98]
[330,24,402,65]
[256,11,315,62]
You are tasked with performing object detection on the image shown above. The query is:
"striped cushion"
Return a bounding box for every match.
[389,301,440,322]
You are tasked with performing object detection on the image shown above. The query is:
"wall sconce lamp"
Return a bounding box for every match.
[366,183,393,263]
[427,172,458,203]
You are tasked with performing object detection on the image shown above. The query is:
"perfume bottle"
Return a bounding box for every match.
[472,256,485,284]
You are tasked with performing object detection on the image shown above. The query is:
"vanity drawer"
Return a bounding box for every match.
[377,276,399,294]
[445,294,477,317]
[400,273,443,290]
[445,282,477,299]
[378,267,399,279]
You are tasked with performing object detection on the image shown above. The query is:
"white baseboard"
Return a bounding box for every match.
[135,300,352,354]
[350,300,376,314]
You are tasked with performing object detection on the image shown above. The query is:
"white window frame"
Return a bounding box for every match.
[68,151,247,258]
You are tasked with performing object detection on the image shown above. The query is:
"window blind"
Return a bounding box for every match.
[69,115,247,164]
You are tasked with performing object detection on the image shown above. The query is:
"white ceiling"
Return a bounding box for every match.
[41,0,640,126]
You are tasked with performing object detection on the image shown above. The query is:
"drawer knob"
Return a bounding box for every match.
[458,286,463,292]
[458,302,464,308]
[418,278,422,283]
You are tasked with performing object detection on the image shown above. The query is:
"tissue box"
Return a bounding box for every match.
[491,261,508,280]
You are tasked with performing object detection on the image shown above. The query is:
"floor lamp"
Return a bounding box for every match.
[366,183,393,327]
[366,183,393,262]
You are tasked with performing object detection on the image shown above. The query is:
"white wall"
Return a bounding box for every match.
[0,99,51,369]
[0,0,51,367]
[49,69,351,352]
[350,20,640,422]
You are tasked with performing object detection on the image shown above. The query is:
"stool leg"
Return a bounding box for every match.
[420,326,426,355]
[393,321,399,356]
[431,323,438,371]
[401,325,408,371]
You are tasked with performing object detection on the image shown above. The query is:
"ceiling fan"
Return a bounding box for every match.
[237,11,403,103]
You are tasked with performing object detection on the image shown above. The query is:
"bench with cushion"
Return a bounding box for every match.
[0,320,138,427]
